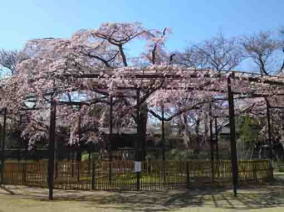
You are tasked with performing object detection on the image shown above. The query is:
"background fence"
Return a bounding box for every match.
[2,159,273,191]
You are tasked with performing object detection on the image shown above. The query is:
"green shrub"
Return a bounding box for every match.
[279,166,284,172]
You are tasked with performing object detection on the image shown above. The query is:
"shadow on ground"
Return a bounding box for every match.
[0,174,284,211]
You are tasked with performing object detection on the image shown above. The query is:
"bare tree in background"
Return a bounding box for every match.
[173,34,243,72]
[171,47,207,68]
[171,35,244,154]
[194,34,243,72]
[242,31,283,76]
[0,49,28,75]
[278,28,284,74]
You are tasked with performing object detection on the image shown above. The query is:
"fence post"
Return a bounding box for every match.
[91,153,95,190]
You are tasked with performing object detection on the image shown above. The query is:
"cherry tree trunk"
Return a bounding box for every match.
[136,103,148,161]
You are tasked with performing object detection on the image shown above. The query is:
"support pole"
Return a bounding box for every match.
[48,100,56,200]
[88,151,91,174]
[91,152,95,190]
[0,108,7,184]
[161,104,166,161]
[54,134,58,179]
[135,89,141,191]
[161,104,166,182]
[23,143,28,185]
[209,104,214,182]
[18,115,22,162]
[214,117,219,161]
[77,105,81,182]
[227,75,238,197]
[108,95,113,184]
[71,150,74,177]
[214,117,220,177]
[265,98,273,160]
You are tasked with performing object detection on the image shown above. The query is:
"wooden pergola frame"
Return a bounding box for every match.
[0,66,284,199]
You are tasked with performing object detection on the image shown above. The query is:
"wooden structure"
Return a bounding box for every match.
[0,67,284,199]
[2,159,273,191]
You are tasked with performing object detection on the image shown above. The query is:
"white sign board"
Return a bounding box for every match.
[134,161,141,172]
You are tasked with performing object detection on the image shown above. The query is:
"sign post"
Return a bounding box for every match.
[134,161,141,190]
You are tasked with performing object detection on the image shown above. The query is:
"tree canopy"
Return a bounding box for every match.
[0,22,283,148]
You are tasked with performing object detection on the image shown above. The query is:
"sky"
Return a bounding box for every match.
[0,0,284,70]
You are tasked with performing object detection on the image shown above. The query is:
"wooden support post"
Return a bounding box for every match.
[77,104,81,182]
[71,150,75,177]
[88,151,91,174]
[161,104,166,161]
[265,99,274,178]
[18,115,21,162]
[54,124,58,179]
[23,145,28,184]
[77,156,80,182]
[214,117,220,177]
[0,108,7,184]
[109,95,113,184]
[265,99,273,160]
[55,162,58,180]
[136,89,141,191]
[227,75,238,197]
[161,104,166,182]
[91,153,95,190]
[209,104,215,182]
[48,100,56,200]
[214,117,219,161]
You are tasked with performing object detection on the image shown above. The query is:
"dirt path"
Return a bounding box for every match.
[0,174,283,212]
